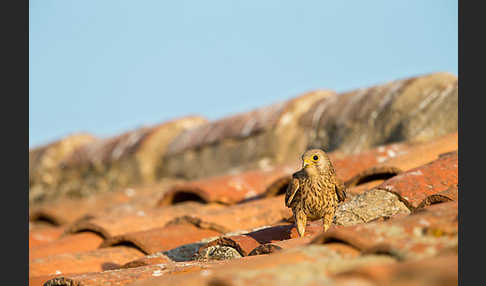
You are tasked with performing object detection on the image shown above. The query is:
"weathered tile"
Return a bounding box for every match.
[161,91,334,180]
[377,151,458,209]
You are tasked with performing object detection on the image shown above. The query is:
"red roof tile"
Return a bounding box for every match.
[333,253,457,286]
[127,246,396,286]
[43,260,227,286]
[64,202,223,239]
[165,195,292,234]
[120,253,172,269]
[29,226,65,248]
[158,166,294,206]
[30,232,104,261]
[311,201,458,260]
[197,220,334,259]
[30,246,145,277]
[99,223,222,255]
[344,131,457,187]
[377,150,458,209]
[29,179,181,226]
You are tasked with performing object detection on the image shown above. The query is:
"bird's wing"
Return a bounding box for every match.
[335,177,347,203]
[285,177,300,207]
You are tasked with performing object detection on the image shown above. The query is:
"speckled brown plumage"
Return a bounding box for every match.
[285,149,346,237]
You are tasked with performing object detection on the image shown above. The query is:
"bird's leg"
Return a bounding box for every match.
[322,211,334,232]
[295,209,307,237]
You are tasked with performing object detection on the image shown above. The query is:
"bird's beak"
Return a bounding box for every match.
[302,159,312,168]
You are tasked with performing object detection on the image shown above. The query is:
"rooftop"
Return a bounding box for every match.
[29,72,458,286]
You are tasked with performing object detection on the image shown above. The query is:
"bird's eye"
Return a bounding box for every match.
[313,155,319,161]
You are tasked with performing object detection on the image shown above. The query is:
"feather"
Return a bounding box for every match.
[285,177,300,207]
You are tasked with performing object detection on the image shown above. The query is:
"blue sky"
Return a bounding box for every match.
[29,1,457,148]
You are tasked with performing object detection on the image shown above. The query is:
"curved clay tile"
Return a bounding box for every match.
[376,151,458,210]
[160,90,335,180]
[164,195,293,235]
[197,220,324,259]
[303,72,458,154]
[29,179,181,226]
[29,245,145,277]
[345,131,457,188]
[127,246,396,286]
[29,232,104,261]
[99,224,222,255]
[43,260,227,286]
[158,165,295,206]
[29,226,66,248]
[333,253,457,286]
[311,202,458,260]
[120,253,172,269]
[64,202,223,239]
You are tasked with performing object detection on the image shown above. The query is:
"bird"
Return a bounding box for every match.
[285,149,346,237]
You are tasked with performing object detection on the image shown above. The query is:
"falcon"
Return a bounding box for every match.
[285,149,346,237]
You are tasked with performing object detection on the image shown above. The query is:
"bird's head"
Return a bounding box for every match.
[301,149,331,175]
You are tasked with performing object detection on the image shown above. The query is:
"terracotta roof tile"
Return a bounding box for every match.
[99,223,222,255]
[376,150,458,209]
[333,253,457,286]
[29,226,65,248]
[127,246,396,286]
[122,205,457,285]
[329,142,409,184]
[64,202,223,239]
[43,260,226,286]
[158,166,294,206]
[120,253,172,269]
[312,202,458,260]
[30,246,145,277]
[344,131,457,187]
[198,220,335,259]
[29,179,181,226]
[30,232,104,261]
[165,195,292,234]
[248,236,315,256]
